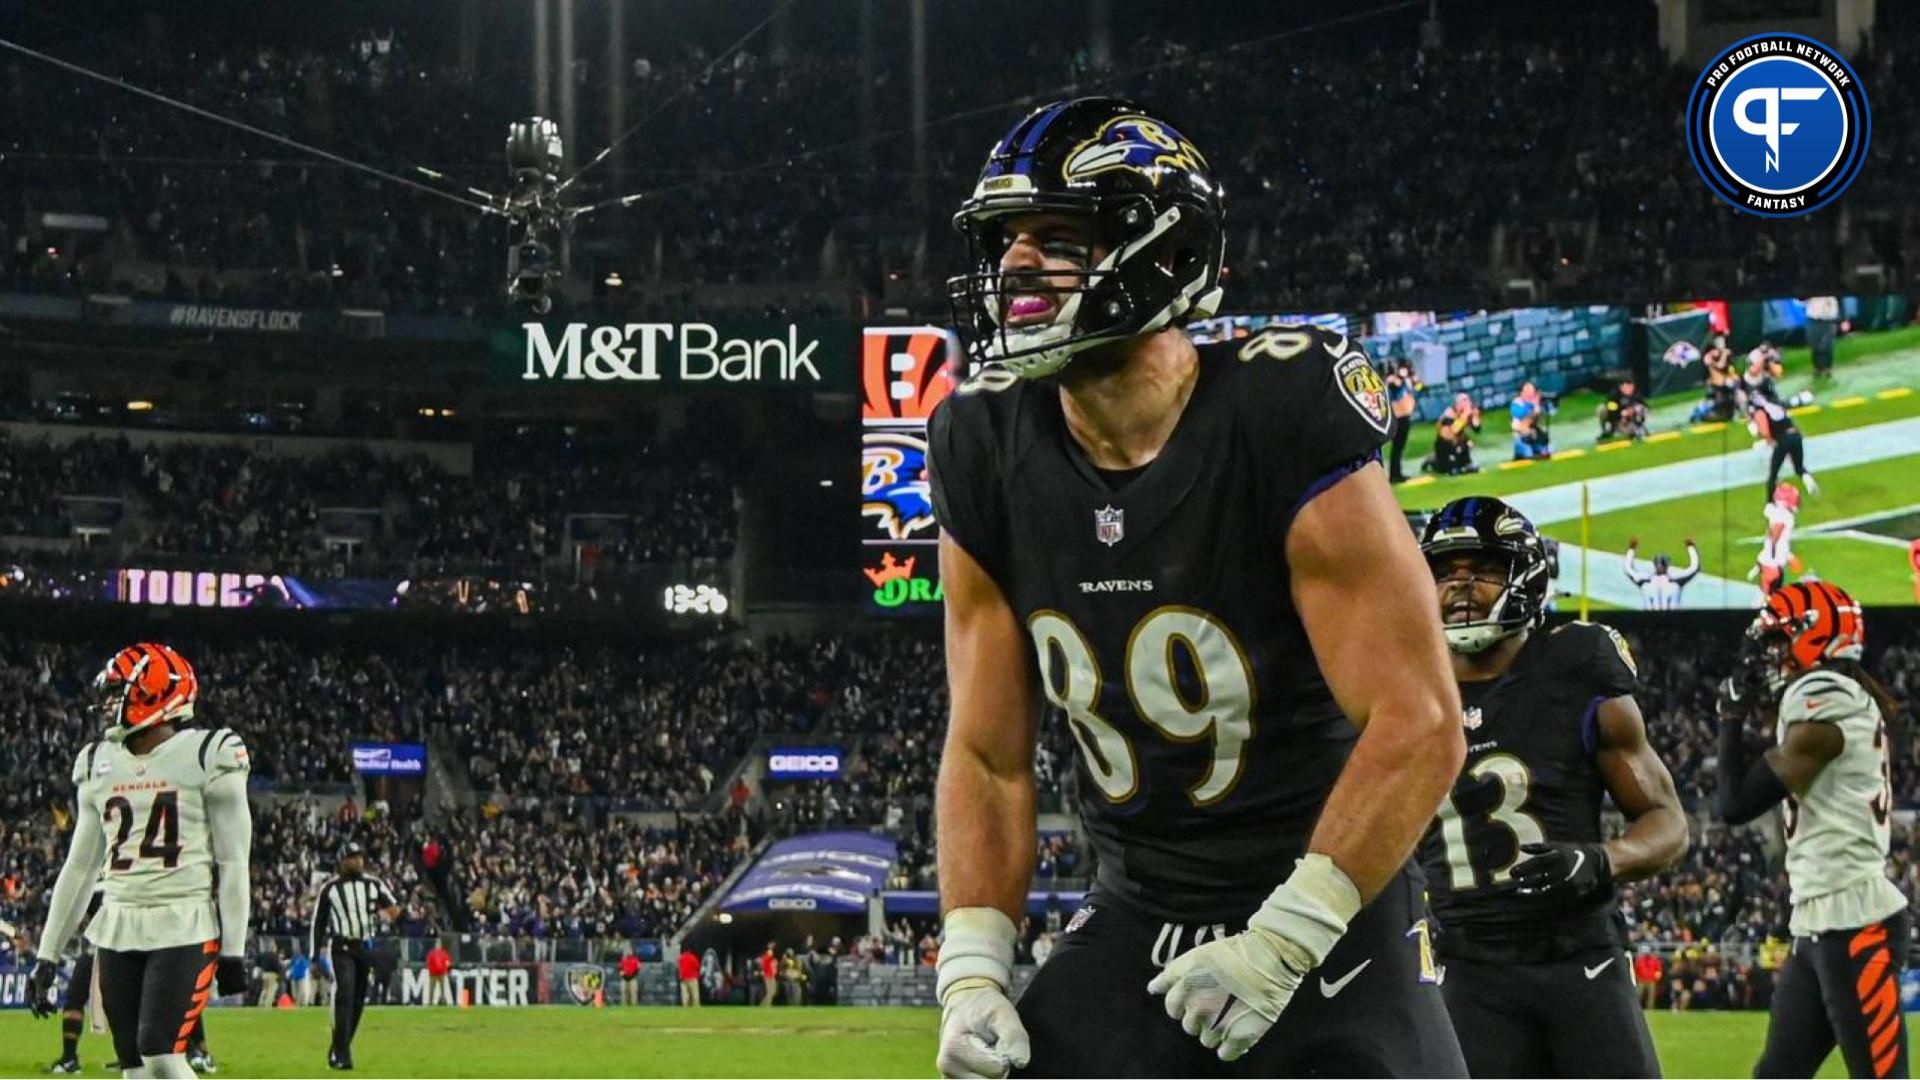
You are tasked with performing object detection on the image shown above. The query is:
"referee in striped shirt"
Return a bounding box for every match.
[311,842,399,1071]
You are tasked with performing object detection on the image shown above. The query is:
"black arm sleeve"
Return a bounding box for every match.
[1716,720,1790,825]
[310,882,331,959]
[1258,329,1394,539]
[925,396,1009,587]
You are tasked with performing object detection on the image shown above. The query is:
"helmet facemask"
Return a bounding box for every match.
[946,99,1227,381]
[91,666,137,742]
[1419,498,1553,657]
[949,197,1220,379]
[1431,551,1535,655]
[1742,617,1798,695]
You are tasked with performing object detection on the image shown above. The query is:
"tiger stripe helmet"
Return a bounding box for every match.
[94,642,198,739]
[1750,581,1865,677]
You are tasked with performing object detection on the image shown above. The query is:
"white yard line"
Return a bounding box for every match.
[1738,502,1920,543]
[1514,416,1920,526]
[1822,530,1915,549]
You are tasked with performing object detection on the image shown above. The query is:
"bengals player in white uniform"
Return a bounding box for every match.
[1716,583,1908,1079]
[30,643,252,1080]
[1755,482,1805,596]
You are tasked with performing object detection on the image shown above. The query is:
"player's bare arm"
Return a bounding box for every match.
[933,531,1036,1079]
[935,532,1039,920]
[1147,463,1463,1063]
[1290,464,1466,897]
[1765,721,1844,795]
[1592,695,1688,879]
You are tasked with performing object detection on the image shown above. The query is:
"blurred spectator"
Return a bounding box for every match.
[678,947,702,1007]
[1509,380,1553,460]
[1428,392,1482,475]
[1690,335,1741,423]
[425,940,453,1006]
[619,948,641,1005]
[1385,360,1422,483]
[3,10,1912,316]
[1634,947,1663,1010]
[1600,378,1649,441]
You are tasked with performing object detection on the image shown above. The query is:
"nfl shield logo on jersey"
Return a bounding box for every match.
[1462,706,1483,730]
[1094,505,1125,547]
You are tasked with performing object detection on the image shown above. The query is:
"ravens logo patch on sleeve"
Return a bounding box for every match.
[1334,352,1392,435]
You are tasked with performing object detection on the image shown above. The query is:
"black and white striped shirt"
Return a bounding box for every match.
[310,875,398,955]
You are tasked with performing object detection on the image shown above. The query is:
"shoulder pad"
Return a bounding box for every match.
[1780,671,1869,724]
[1230,324,1327,366]
[203,729,252,775]
[72,742,101,787]
[1224,325,1393,439]
[1548,621,1639,691]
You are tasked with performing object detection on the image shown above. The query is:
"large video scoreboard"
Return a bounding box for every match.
[859,327,959,616]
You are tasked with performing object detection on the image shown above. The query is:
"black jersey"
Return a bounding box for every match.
[927,326,1395,923]
[1417,621,1640,962]
[1753,395,1801,439]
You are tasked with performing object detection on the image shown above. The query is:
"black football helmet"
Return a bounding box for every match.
[947,97,1227,379]
[1419,496,1552,654]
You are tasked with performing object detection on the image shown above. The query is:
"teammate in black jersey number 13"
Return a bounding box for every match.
[928,96,1468,1078]
[1415,497,1688,1078]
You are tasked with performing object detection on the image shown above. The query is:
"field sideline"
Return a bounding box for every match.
[0,1005,1855,1077]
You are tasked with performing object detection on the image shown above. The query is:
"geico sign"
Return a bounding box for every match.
[523,323,823,383]
[769,753,840,773]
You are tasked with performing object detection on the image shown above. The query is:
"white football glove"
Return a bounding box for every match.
[1146,854,1362,1062]
[936,908,1032,1079]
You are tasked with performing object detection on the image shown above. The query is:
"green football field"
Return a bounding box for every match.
[0,1005,1856,1077]
[1394,326,1920,610]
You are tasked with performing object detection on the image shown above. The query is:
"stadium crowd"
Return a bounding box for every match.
[446,804,755,941]
[3,12,1914,316]
[0,427,736,573]
[4,618,1918,995]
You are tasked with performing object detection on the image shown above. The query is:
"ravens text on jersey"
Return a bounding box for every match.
[929,323,1392,924]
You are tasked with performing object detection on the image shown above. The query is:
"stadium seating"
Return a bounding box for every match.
[3,12,1913,316]
[3,622,1914,966]
[2,8,1918,1027]
[0,428,736,573]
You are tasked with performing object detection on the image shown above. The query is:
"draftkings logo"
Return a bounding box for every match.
[864,551,943,609]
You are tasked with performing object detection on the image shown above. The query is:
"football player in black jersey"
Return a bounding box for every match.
[927,96,1468,1078]
[1415,497,1689,1078]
